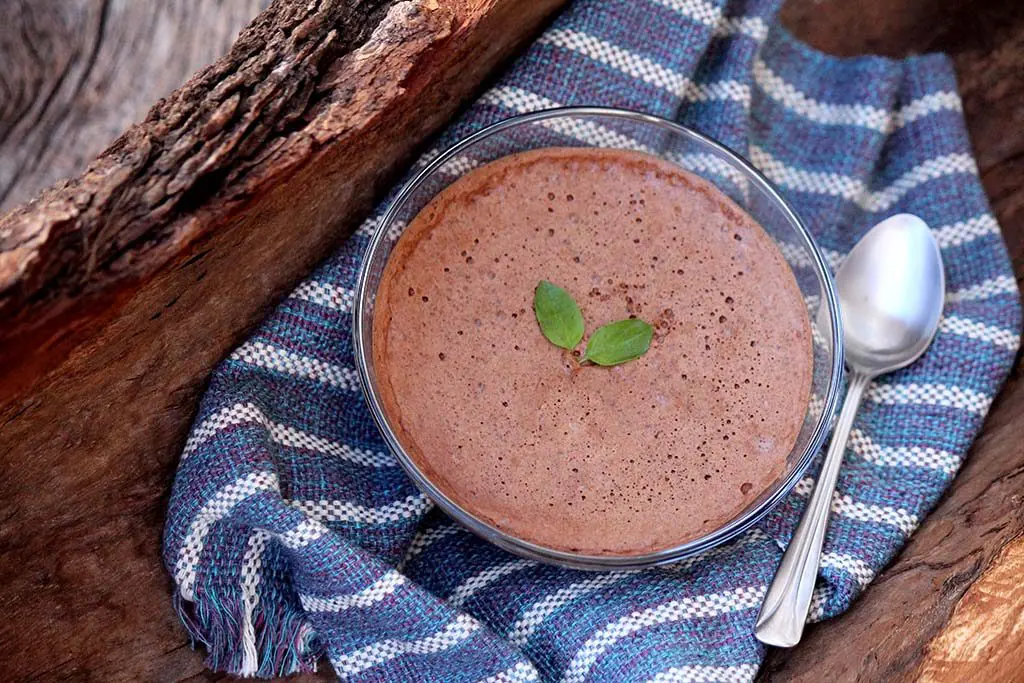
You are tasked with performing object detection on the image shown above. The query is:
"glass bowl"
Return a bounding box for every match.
[353,107,843,569]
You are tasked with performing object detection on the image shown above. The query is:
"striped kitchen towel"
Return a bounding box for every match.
[163,0,1022,680]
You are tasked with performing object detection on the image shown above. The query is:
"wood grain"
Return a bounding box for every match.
[916,535,1024,682]
[761,0,1024,681]
[0,0,565,680]
[0,0,270,213]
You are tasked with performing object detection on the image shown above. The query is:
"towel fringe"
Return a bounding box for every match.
[173,588,321,677]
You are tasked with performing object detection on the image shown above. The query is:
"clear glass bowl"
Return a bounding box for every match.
[354,107,843,569]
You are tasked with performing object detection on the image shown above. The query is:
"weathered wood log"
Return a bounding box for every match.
[0,0,565,679]
[1,0,439,401]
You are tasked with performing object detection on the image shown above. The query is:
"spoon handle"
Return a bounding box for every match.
[754,371,871,648]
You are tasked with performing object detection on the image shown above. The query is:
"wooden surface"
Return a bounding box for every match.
[0,0,1023,681]
[0,0,567,680]
[916,535,1024,682]
[0,0,270,213]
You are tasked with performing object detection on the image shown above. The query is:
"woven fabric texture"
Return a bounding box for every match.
[164,0,1022,680]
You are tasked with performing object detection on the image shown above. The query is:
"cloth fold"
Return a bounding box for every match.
[164,0,1021,679]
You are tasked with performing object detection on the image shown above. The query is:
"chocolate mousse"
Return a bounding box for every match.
[372,147,812,556]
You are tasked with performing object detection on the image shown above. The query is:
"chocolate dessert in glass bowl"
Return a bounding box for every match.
[354,108,842,568]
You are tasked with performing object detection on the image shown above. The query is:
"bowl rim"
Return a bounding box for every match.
[353,106,844,569]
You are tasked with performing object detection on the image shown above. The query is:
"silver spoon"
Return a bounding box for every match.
[754,213,945,648]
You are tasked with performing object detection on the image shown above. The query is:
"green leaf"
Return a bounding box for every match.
[533,280,585,350]
[582,319,654,366]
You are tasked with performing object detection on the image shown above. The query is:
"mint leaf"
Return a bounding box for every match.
[582,319,654,366]
[534,280,585,350]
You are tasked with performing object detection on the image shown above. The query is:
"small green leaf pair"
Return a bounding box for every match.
[533,280,654,366]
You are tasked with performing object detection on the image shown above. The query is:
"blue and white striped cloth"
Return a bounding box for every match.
[164,0,1022,680]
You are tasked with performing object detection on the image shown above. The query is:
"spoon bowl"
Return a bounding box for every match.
[838,214,945,375]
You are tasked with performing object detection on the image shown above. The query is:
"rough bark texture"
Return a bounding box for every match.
[0,0,400,401]
[0,0,566,680]
[2,0,1024,680]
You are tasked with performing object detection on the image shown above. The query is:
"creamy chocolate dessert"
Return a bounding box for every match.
[373,148,812,555]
